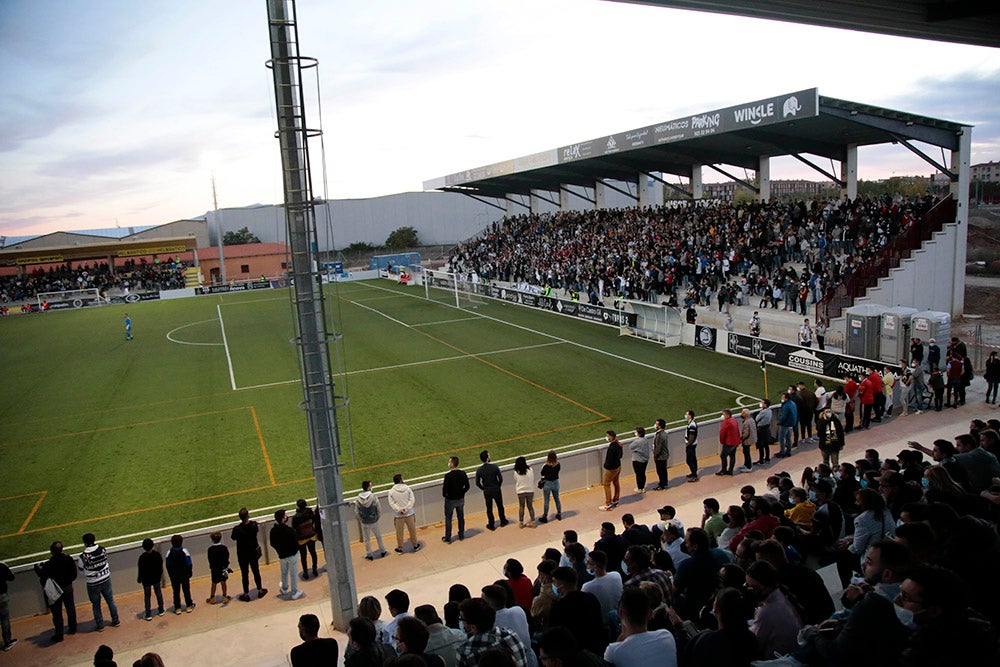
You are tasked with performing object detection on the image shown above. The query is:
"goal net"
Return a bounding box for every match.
[423,269,486,309]
[37,288,104,310]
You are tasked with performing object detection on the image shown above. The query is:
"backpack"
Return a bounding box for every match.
[357,499,380,524]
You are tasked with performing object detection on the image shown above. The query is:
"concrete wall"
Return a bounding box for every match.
[853,223,959,316]
[7,417,724,619]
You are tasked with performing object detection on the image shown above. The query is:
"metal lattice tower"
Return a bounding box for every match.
[265,0,358,628]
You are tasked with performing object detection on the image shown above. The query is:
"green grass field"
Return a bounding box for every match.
[0,279,806,562]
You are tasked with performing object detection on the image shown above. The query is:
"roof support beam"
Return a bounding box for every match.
[505,194,531,210]
[560,185,595,204]
[461,193,507,212]
[889,133,958,180]
[642,171,692,199]
[789,153,846,187]
[597,179,638,201]
[531,189,561,208]
[705,164,759,194]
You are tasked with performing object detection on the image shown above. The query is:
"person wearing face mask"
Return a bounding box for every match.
[530,560,558,633]
[895,565,995,666]
[482,585,535,667]
[755,400,773,465]
[549,567,607,657]
[834,489,895,588]
[816,408,845,468]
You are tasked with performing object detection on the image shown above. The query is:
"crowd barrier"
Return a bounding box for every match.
[7,416,727,619]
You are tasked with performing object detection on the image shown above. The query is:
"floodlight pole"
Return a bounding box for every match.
[265,0,358,629]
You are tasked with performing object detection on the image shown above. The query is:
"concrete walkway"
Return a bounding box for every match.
[5,384,996,667]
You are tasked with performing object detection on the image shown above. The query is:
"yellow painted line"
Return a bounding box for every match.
[0,476,316,540]
[0,491,46,503]
[252,406,277,486]
[19,491,47,533]
[349,417,610,473]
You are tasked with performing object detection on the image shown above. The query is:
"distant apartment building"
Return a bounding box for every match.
[699,179,832,201]
[971,160,1000,183]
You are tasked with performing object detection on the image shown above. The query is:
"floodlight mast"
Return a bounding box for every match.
[265,0,358,628]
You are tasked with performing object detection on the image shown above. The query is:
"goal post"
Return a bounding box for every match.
[423,269,485,309]
[37,288,104,310]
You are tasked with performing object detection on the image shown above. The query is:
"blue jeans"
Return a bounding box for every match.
[444,498,465,540]
[542,480,561,516]
[779,426,793,456]
[87,579,119,628]
[279,554,299,595]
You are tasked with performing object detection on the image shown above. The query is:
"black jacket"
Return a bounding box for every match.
[270,522,299,558]
[442,469,470,499]
[137,550,163,586]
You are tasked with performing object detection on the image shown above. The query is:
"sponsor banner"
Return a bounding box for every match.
[117,245,191,257]
[445,280,636,327]
[16,255,64,265]
[725,332,879,379]
[695,326,716,350]
[197,282,272,295]
[110,292,162,304]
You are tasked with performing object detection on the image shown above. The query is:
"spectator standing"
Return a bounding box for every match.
[354,481,388,560]
[599,431,623,510]
[290,613,339,667]
[271,509,304,599]
[739,408,758,472]
[442,456,470,543]
[136,538,165,621]
[716,409,740,476]
[0,561,15,651]
[816,407,845,467]
[927,338,941,370]
[538,450,562,523]
[628,426,652,494]
[292,499,319,580]
[206,531,231,605]
[231,507,267,602]
[777,393,797,458]
[798,318,813,347]
[165,534,195,614]
[755,399,773,464]
[985,350,1000,404]
[476,450,509,531]
[512,456,537,528]
[388,473,421,553]
[34,541,77,642]
[652,418,670,490]
[79,532,120,631]
[684,410,700,481]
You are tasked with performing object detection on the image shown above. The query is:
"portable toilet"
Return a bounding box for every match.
[880,306,918,365]
[910,311,951,357]
[843,303,889,361]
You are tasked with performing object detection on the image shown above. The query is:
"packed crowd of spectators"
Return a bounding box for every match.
[446,195,938,314]
[0,257,188,303]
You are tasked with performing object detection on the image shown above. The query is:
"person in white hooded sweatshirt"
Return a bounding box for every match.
[387,474,422,554]
[354,481,388,561]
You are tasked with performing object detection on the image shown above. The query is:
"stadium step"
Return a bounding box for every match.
[184,266,201,288]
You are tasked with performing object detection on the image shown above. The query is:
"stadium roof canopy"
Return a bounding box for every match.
[424,88,969,200]
[610,0,1000,49]
[0,237,199,268]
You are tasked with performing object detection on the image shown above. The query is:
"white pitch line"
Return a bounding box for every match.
[411,316,483,327]
[166,320,225,346]
[348,298,411,327]
[356,280,759,401]
[235,341,566,391]
[217,304,237,391]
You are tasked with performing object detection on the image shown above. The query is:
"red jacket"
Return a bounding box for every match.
[868,370,884,393]
[729,514,780,552]
[844,379,858,399]
[858,378,875,405]
[719,416,741,447]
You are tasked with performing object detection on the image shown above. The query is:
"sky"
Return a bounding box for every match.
[1,0,999,238]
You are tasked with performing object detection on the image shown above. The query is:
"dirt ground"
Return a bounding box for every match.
[959,207,1000,349]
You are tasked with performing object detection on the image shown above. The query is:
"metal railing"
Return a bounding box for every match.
[817,196,957,321]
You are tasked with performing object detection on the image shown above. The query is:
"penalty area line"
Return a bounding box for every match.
[217,304,237,391]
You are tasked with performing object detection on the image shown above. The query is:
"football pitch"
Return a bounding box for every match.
[0,279,804,561]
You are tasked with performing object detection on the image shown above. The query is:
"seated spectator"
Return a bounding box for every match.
[394,616,446,667]
[620,514,656,547]
[345,617,393,667]
[728,497,780,552]
[745,560,803,658]
[673,528,733,621]
[622,546,672,604]
[414,604,466,667]
[603,586,677,667]
[549,567,606,657]
[455,598,528,667]
[291,613,339,667]
[592,522,628,575]
[754,539,833,626]
[579,550,622,635]
[503,559,533,616]
[835,488,896,587]
[717,505,746,551]
[671,586,759,666]
[531,560,558,632]
[481,585,534,667]
[784,487,816,525]
[536,626,604,666]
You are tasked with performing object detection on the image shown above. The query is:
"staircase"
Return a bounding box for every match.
[818,196,957,322]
